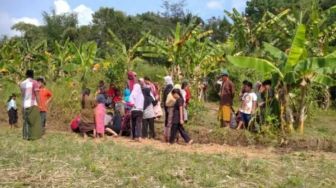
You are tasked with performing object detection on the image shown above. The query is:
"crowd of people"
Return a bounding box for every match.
[7,70,53,140]
[218,70,275,130]
[69,71,193,144]
[7,69,274,142]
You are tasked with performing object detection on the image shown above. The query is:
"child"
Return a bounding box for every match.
[169,89,193,145]
[236,81,257,129]
[95,87,106,138]
[7,94,18,128]
[37,77,53,132]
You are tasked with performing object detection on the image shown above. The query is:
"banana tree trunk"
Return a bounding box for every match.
[298,86,307,134]
[279,84,294,134]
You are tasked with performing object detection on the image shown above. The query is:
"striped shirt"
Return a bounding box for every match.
[20,78,39,109]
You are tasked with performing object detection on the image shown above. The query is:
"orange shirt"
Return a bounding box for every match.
[39,87,52,112]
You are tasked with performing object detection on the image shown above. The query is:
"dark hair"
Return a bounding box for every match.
[26,70,34,78]
[7,93,16,103]
[37,77,46,85]
[81,88,91,108]
[182,81,188,89]
[171,88,183,99]
[242,80,249,85]
[246,81,253,89]
[144,76,151,81]
[262,80,272,86]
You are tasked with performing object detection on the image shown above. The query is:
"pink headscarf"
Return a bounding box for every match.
[127,71,137,91]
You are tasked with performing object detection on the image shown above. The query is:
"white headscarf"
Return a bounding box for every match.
[164,76,173,86]
[130,83,144,111]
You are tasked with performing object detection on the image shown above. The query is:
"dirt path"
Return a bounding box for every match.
[91,135,336,160]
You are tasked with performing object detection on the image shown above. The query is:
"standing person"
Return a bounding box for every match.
[169,89,193,144]
[95,88,106,138]
[162,76,174,142]
[20,70,43,140]
[7,94,18,128]
[142,87,156,139]
[127,71,137,92]
[218,70,235,128]
[181,81,191,122]
[129,83,144,141]
[79,88,96,138]
[236,82,257,129]
[37,77,53,133]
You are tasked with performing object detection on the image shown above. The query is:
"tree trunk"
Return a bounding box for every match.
[279,84,294,134]
[298,86,307,134]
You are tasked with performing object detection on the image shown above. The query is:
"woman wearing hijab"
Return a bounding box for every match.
[127,71,137,92]
[142,87,156,139]
[162,76,174,142]
[129,83,144,141]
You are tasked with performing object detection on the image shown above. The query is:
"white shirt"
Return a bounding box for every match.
[239,92,257,114]
[20,78,39,108]
[7,99,17,111]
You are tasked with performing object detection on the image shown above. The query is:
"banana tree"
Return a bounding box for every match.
[71,41,97,89]
[107,29,148,71]
[138,20,216,81]
[225,8,291,53]
[227,24,336,134]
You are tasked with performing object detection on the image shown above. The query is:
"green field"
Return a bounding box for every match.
[0,127,335,188]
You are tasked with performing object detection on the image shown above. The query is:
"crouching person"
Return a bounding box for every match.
[79,89,96,138]
[169,89,193,145]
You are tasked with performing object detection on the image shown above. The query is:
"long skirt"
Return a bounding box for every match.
[8,108,18,125]
[95,103,106,134]
[23,106,42,140]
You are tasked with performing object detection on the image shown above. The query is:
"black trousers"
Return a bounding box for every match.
[169,123,191,144]
[131,110,143,139]
[142,118,155,139]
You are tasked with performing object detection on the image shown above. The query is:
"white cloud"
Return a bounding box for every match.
[12,17,40,26]
[207,0,224,10]
[0,12,19,37]
[73,4,93,26]
[54,0,71,15]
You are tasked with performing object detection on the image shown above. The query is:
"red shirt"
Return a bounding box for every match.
[106,88,116,97]
[39,87,52,112]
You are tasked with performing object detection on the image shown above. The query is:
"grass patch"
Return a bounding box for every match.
[0,129,336,187]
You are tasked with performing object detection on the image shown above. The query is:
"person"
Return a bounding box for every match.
[37,77,53,132]
[7,94,18,128]
[19,70,43,140]
[218,70,235,128]
[79,88,96,138]
[162,76,174,142]
[236,81,257,129]
[239,80,249,100]
[127,71,137,91]
[129,83,144,141]
[181,81,190,122]
[106,83,117,107]
[95,87,107,138]
[104,112,118,137]
[144,77,158,99]
[169,89,193,144]
[142,87,156,139]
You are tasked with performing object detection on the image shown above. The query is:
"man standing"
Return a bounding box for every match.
[218,70,235,128]
[37,77,53,133]
[20,70,43,140]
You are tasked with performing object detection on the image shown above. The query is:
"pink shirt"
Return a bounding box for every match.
[20,78,40,109]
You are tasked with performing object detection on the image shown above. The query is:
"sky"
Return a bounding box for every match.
[0,0,248,37]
